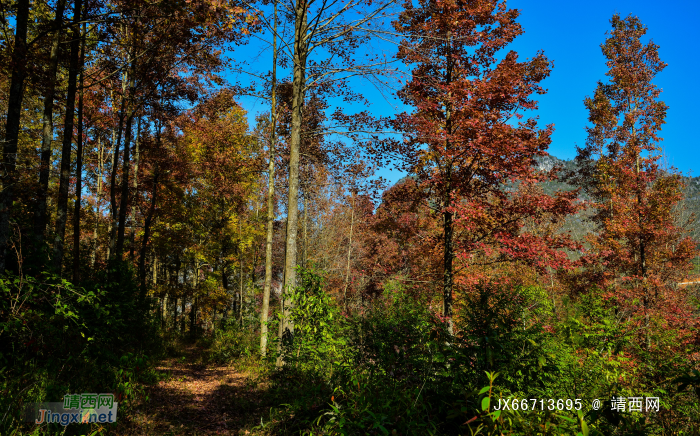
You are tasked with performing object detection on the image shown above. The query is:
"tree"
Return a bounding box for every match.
[0,0,30,272]
[387,0,578,333]
[53,0,84,273]
[238,0,397,365]
[33,0,67,255]
[260,0,278,357]
[179,92,260,325]
[572,14,697,341]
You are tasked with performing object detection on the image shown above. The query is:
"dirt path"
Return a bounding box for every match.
[118,346,269,435]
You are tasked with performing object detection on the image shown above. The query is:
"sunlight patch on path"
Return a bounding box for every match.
[120,346,268,435]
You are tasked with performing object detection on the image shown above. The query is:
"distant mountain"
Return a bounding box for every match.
[534,154,576,174]
[391,152,699,223]
[537,153,700,240]
[389,152,699,244]
[533,154,581,197]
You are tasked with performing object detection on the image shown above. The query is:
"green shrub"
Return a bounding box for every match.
[0,266,160,435]
[208,318,259,363]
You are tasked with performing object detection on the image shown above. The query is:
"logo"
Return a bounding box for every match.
[25,393,118,426]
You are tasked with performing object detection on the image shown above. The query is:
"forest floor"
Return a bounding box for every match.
[115,344,272,436]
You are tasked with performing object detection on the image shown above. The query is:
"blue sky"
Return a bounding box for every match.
[232,0,700,184]
[508,0,700,176]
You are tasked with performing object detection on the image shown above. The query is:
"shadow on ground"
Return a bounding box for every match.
[115,345,274,436]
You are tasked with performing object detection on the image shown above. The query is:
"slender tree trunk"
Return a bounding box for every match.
[108,83,128,261]
[632,119,650,349]
[165,266,172,329]
[129,118,142,260]
[343,193,355,312]
[303,190,308,268]
[161,293,167,328]
[139,167,158,294]
[180,298,186,333]
[191,261,198,336]
[115,85,136,261]
[152,254,158,285]
[164,266,171,328]
[53,0,84,273]
[91,138,104,268]
[72,22,87,282]
[33,0,67,253]
[172,296,178,332]
[260,0,278,357]
[175,255,181,331]
[252,202,260,285]
[239,219,244,326]
[276,0,308,367]
[442,30,454,336]
[0,0,31,272]
[222,254,230,315]
[190,297,197,336]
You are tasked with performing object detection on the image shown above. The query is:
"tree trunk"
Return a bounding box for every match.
[161,293,168,328]
[33,0,67,253]
[222,255,230,316]
[442,30,454,336]
[53,0,84,273]
[191,262,198,336]
[0,0,31,272]
[129,117,142,260]
[175,255,181,331]
[260,6,278,355]
[166,266,172,329]
[91,137,104,268]
[115,77,136,262]
[152,253,158,285]
[139,167,158,295]
[72,22,87,282]
[180,298,186,333]
[108,94,127,261]
[343,193,355,312]
[239,219,244,326]
[173,297,179,332]
[276,0,308,367]
[303,190,308,268]
[190,297,197,336]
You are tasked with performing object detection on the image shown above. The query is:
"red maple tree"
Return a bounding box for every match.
[384,0,580,332]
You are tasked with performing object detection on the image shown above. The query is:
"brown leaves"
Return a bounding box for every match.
[573,14,697,335]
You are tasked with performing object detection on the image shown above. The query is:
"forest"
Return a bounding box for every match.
[1,0,699,434]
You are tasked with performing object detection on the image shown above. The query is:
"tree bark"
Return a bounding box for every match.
[180,298,186,333]
[115,71,137,262]
[33,0,67,253]
[260,1,278,357]
[0,0,31,272]
[108,94,127,261]
[139,166,159,295]
[161,292,167,328]
[152,253,158,285]
[303,189,308,268]
[276,0,308,368]
[91,137,105,268]
[53,0,84,273]
[129,118,142,260]
[222,252,230,316]
[72,21,87,282]
[343,193,355,312]
[191,261,198,336]
[239,219,244,326]
[442,30,454,336]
